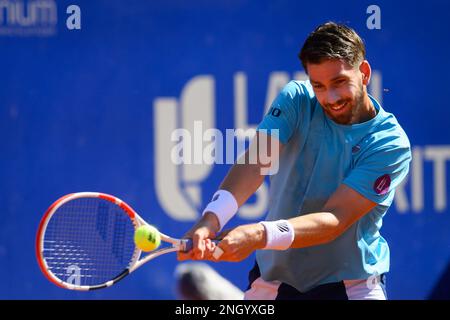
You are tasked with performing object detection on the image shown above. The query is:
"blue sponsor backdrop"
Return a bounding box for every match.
[1,0,449,299]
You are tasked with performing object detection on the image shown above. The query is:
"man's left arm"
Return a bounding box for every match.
[211,139,411,261]
[288,184,376,248]
[210,184,376,262]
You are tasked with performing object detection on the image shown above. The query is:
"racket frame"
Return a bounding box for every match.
[36,192,189,291]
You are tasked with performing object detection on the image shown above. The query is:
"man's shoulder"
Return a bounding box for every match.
[277,80,318,118]
[284,80,316,100]
[358,111,411,162]
[375,109,410,149]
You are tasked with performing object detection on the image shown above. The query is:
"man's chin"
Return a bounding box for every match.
[325,111,352,125]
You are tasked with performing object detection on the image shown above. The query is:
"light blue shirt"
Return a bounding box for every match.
[256,80,411,292]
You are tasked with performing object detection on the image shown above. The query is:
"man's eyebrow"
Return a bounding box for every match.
[310,75,348,85]
[330,75,349,81]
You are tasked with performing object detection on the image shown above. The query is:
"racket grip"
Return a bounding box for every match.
[182,239,220,252]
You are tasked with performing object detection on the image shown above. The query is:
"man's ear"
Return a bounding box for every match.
[359,60,371,86]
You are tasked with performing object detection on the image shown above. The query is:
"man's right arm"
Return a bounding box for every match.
[178,131,284,260]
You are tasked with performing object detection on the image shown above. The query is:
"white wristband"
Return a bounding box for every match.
[260,220,295,250]
[202,190,238,231]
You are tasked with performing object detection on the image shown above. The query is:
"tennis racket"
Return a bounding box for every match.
[36,192,214,291]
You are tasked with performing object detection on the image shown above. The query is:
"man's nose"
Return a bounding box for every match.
[326,89,340,106]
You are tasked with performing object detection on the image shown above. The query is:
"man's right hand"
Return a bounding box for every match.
[177,211,221,261]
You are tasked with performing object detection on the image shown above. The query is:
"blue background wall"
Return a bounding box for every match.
[1,0,449,299]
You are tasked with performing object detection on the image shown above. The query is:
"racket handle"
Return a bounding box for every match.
[182,239,220,252]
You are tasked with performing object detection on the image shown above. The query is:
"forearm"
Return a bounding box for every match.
[258,184,376,251]
[288,211,341,248]
[218,162,266,206]
[286,184,376,248]
[200,157,267,234]
[212,185,376,262]
[201,132,282,236]
[200,160,266,232]
[207,212,343,262]
[254,211,342,252]
[219,131,281,206]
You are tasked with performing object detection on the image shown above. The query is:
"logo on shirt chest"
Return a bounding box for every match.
[373,174,391,195]
[352,145,361,153]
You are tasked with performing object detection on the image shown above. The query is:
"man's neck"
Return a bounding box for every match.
[354,93,377,124]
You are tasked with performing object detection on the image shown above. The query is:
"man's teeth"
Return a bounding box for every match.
[331,102,346,111]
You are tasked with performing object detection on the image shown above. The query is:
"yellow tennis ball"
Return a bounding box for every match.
[134,225,161,252]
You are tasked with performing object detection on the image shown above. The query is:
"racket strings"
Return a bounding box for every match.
[43,198,136,286]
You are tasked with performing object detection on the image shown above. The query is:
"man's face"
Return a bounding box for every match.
[307,59,366,125]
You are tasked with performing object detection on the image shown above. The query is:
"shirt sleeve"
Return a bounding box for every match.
[343,135,412,206]
[256,81,305,144]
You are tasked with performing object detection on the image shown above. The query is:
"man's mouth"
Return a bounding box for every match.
[329,101,348,112]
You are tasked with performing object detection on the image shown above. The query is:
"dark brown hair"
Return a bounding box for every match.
[299,22,366,73]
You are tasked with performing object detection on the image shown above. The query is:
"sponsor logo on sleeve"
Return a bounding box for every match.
[374,174,391,195]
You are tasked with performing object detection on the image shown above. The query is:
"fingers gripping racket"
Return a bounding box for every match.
[36,192,199,291]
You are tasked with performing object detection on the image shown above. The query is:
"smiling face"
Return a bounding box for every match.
[298,22,374,124]
[307,58,371,125]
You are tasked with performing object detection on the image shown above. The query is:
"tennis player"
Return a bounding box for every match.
[178,22,411,300]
